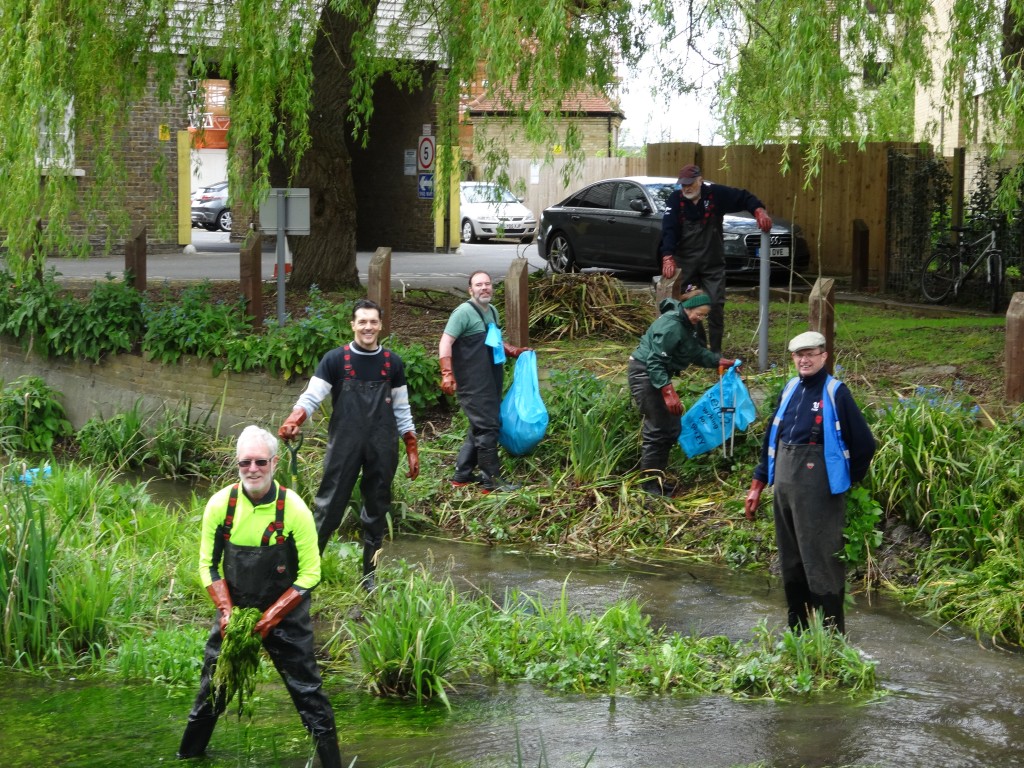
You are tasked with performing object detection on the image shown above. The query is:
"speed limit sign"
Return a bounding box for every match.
[417,135,435,172]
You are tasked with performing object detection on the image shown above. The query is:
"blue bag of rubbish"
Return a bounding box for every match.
[18,465,53,485]
[498,350,549,455]
[677,362,757,458]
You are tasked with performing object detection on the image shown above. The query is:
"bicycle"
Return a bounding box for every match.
[920,219,1004,313]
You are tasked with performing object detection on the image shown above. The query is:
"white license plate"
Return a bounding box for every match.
[755,247,789,260]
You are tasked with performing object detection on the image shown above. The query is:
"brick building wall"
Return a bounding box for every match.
[0,337,306,437]
[73,63,189,254]
[467,115,623,161]
[349,68,440,252]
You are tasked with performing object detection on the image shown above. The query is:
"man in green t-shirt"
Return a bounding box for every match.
[438,271,528,492]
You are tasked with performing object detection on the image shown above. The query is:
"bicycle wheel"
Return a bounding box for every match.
[988,250,1004,314]
[920,248,957,303]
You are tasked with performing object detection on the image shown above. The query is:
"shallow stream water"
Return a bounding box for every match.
[3,535,1023,767]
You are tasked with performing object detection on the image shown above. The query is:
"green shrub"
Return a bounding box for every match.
[0,376,72,453]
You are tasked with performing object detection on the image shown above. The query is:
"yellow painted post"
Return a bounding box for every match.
[434,146,461,251]
[177,131,192,246]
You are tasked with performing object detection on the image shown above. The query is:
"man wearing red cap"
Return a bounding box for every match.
[660,164,773,354]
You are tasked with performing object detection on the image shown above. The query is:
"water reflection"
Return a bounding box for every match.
[3,535,1023,767]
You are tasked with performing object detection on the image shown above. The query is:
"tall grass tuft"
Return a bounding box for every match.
[350,565,480,709]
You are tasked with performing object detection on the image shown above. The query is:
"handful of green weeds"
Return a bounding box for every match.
[213,607,263,718]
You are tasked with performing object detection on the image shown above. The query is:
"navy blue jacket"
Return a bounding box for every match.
[660,183,765,257]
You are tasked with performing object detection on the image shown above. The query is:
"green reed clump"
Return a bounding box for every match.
[350,565,480,709]
[214,607,264,718]
[0,376,73,454]
[77,401,148,471]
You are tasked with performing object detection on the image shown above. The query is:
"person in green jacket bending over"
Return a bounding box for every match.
[627,292,736,496]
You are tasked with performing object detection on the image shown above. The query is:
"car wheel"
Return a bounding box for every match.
[217,209,232,232]
[546,232,577,273]
[461,219,478,244]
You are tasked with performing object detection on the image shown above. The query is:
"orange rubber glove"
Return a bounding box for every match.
[661,255,676,280]
[253,586,305,639]
[278,407,306,441]
[503,342,531,358]
[439,356,456,396]
[754,208,773,232]
[403,432,420,480]
[745,479,766,520]
[206,579,233,636]
[660,384,683,416]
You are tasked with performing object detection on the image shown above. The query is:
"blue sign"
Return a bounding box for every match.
[418,173,434,199]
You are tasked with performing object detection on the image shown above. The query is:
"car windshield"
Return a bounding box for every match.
[643,181,678,212]
[464,185,518,204]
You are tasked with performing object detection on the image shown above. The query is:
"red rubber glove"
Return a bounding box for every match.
[718,358,736,371]
[754,208,772,232]
[660,384,683,416]
[403,432,419,480]
[503,342,531,358]
[745,479,766,520]
[661,255,676,280]
[439,356,456,396]
[278,407,306,441]
[206,579,233,637]
[253,586,305,639]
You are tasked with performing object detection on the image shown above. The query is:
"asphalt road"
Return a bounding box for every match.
[43,229,574,292]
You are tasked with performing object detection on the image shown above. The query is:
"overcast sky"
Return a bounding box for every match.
[616,4,726,147]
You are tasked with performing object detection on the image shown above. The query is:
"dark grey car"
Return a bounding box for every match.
[537,176,810,280]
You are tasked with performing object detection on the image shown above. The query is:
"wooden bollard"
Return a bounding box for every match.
[367,247,392,338]
[505,257,530,348]
[124,226,147,291]
[1006,293,1024,403]
[239,232,262,328]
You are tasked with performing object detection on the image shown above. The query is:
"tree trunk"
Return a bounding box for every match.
[272,3,374,290]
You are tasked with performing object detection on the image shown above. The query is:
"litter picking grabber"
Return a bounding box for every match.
[719,362,737,458]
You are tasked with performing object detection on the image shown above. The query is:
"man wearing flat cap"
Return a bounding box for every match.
[744,331,875,634]
[660,164,773,354]
[628,291,737,496]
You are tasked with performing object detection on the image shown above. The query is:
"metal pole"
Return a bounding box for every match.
[758,230,770,371]
[276,189,286,327]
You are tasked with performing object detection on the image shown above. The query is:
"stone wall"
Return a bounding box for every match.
[0,337,307,437]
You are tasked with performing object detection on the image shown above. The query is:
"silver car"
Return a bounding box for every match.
[190,181,231,232]
[459,182,537,244]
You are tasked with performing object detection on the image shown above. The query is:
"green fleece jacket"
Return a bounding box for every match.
[630,298,720,389]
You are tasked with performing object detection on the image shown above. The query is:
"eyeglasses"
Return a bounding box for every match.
[237,458,272,468]
[792,350,824,361]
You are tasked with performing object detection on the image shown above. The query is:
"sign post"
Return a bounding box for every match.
[259,188,310,326]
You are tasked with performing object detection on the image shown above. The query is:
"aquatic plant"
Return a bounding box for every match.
[350,565,481,709]
[0,376,73,454]
[214,607,264,718]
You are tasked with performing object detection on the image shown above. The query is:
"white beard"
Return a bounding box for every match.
[683,189,701,202]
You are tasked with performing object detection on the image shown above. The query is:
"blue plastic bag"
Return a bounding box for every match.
[498,351,549,455]
[677,362,757,458]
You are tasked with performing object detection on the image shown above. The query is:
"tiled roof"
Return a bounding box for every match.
[466,88,623,117]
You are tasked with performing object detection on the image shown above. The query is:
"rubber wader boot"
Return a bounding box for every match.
[640,470,675,496]
[315,730,343,768]
[451,442,480,486]
[818,592,846,635]
[361,543,378,593]
[177,716,217,759]
[477,447,519,492]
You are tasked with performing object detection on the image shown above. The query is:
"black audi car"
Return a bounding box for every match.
[537,176,810,280]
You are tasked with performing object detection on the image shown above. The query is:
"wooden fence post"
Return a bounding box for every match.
[505,257,530,348]
[851,220,868,291]
[1006,293,1024,403]
[367,247,392,338]
[239,231,262,329]
[124,226,147,291]
[809,277,836,375]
